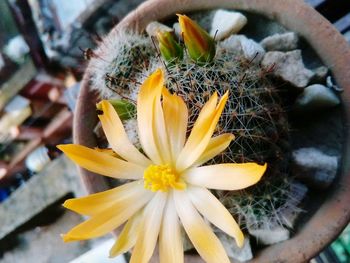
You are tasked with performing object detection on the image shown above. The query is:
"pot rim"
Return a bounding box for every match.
[75,0,350,262]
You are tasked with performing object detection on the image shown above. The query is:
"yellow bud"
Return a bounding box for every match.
[177,14,216,63]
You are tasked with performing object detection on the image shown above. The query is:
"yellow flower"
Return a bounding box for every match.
[177,14,216,63]
[58,69,267,263]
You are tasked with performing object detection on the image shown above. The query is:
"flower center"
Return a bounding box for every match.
[143,164,186,192]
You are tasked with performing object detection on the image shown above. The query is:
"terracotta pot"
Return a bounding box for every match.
[74,0,350,262]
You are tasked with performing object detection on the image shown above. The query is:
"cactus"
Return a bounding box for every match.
[143,43,297,232]
[219,176,307,231]
[87,16,303,241]
[163,46,289,165]
[88,31,155,99]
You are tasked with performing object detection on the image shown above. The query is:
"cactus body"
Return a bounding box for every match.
[89,28,300,235]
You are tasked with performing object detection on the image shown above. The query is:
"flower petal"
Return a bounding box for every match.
[62,185,153,242]
[153,90,172,163]
[63,181,143,216]
[162,88,188,161]
[137,69,170,164]
[130,192,167,263]
[187,186,244,247]
[193,133,235,167]
[184,163,267,190]
[57,144,145,180]
[94,147,120,158]
[109,210,143,258]
[173,190,230,263]
[176,91,228,172]
[159,194,183,263]
[98,100,151,166]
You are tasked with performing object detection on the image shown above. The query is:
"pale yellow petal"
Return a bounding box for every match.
[162,88,188,161]
[184,163,267,190]
[173,190,230,263]
[63,181,142,216]
[130,192,167,263]
[153,91,172,163]
[159,194,183,263]
[57,144,144,180]
[187,186,244,247]
[62,185,153,242]
[137,69,170,164]
[98,100,151,166]
[193,133,235,167]
[109,210,143,258]
[176,91,229,172]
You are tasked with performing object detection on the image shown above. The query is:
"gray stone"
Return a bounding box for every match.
[220,35,265,63]
[210,9,247,40]
[311,66,329,82]
[344,30,350,43]
[248,225,290,245]
[240,36,266,63]
[292,147,339,189]
[262,50,315,88]
[260,32,298,51]
[216,233,253,262]
[173,22,181,38]
[220,35,245,53]
[295,84,340,111]
[145,21,172,37]
[326,75,343,91]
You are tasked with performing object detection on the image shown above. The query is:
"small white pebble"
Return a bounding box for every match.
[295,84,340,110]
[260,32,298,51]
[248,226,290,245]
[146,21,172,37]
[292,147,339,189]
[173,22,181,38]
[210,10,247,40]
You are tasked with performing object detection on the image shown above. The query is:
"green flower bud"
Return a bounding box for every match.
[177,14,216,64]
[157,31,183,63]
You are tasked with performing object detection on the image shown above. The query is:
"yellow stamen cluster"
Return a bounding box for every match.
[143,164,186,192]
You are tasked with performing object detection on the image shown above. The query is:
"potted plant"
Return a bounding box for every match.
[67,0,350,262]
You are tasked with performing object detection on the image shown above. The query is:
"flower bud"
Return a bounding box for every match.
[177,14,216,63]
[157,31,183,63]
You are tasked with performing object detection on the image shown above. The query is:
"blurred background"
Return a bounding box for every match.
[0,0,349,262]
